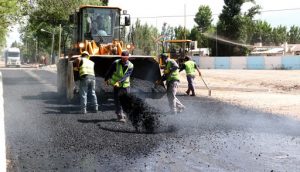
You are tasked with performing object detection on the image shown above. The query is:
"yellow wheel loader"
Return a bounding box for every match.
[57,5,165,102]
[159,39,193,68]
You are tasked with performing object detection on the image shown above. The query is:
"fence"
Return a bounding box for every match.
[192,56,300,70]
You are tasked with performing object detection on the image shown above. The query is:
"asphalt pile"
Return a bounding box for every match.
[119,93,161,133]
[131,79,166,99]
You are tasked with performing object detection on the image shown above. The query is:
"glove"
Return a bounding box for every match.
[114,81,120,87]
[73,67,79,71]
[161,74,167,81]
[155,80,161,85]
[163,69,170,74]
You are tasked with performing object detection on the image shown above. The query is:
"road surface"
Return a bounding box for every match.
[1,66,300,171]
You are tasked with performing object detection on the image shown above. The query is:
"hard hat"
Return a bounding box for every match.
[81,51,89,57]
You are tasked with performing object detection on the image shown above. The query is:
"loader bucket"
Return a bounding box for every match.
[89,55,166,99]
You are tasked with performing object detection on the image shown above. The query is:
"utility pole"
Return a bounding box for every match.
[35,38,38,64]
[51,32,54,64]
[26,38,28,63]
[58,24,62,61]
[216,26,218,56]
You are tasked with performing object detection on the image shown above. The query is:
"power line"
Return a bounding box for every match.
[261,7,300,13]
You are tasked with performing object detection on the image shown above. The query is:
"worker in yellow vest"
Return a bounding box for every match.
[74,51,98,114]
[105,51,134,122]
[160,53,185,115]
[180,56,201,96]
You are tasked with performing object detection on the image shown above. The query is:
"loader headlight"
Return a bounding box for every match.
[126,44,135,50]
[79,42,85,48]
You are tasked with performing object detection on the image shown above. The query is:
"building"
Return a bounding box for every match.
[250,42,300,56]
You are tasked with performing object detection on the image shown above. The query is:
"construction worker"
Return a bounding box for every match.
[105,51,134,122]
[74,51,98,114]
[160,53,185,114]
[180,56,201,96]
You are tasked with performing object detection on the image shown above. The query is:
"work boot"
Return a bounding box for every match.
[190,90,195,96]
[119,117,127,123]
[185,90,190,95]
[91,106,98,113]
[117,113,127,123]
[81,108,87,114]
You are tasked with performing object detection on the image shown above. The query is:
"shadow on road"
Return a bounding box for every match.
[22,91,117,114]
[95,123,177,135]
[77,118,177,134]
[21,90,300,137]
[78,118,117,123]
[22,91,70,104]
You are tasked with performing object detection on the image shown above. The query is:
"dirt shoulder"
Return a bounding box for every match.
[178,70,300,120]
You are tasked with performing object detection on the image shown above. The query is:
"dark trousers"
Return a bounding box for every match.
[113,87,130,115]
[186,75,195,95]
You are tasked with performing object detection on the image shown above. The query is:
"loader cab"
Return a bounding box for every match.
[71,5,130,46]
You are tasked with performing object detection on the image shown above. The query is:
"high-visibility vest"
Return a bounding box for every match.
[110,59,134,88]
[79,58,95,77]
[166,59,180,82]
[184,60,196,76]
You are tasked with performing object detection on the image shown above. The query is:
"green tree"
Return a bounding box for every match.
[194,5,213,32]
[252,20,273,46]
[0,0,29,47]
[192,5,214,48]
[128,19,159,55]
[161,22,174,41]
[174,26,190,40]
[217,0,260,56]
[272,25,288,46]
[288,25,300,44]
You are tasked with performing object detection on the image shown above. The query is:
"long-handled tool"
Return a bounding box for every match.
[200,75,211,96]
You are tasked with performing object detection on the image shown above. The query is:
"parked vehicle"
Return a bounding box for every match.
[4,47,21,67]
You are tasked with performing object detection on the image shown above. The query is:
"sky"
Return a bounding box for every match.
[6,0,300,47]
[109,0,300,29]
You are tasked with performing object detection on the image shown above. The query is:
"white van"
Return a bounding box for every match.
[4,47,21,67]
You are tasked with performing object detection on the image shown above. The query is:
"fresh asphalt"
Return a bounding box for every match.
[1,67,300,171]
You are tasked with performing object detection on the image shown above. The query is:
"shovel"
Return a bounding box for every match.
[200,75,211,96]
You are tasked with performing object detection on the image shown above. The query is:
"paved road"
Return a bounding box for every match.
[1,67,300,171]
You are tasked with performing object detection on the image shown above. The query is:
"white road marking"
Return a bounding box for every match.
[0,72,7,172]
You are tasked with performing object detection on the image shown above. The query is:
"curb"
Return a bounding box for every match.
[0,72,6,172]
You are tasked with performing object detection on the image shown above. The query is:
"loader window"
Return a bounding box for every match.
[91,15,110,36]
[81,8,120,42]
